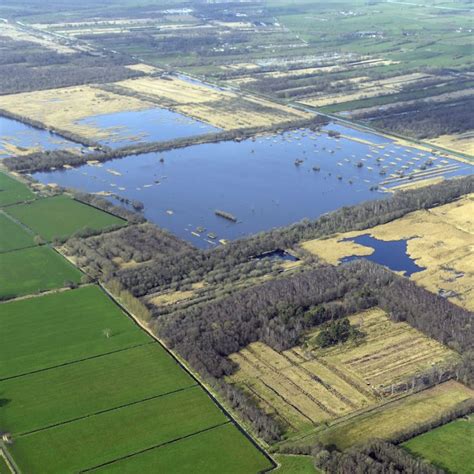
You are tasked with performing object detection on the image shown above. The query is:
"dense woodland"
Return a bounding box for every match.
[361,98,474,140]
[0,36,141,95]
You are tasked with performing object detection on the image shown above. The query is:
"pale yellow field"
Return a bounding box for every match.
[300,73,435,107]
[125,63,161,74]
[229,308,458,433]
[117,76,311,129]
[1,22,75,54]
[429,131,474,156]
[301,194,474,310]
[313,380,473,449]
[0,86,153,142]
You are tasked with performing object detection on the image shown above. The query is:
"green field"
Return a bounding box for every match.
[403,417,474,474]
[0,285,149,379]
[93,423,273,474]
[0,213,35,253]
[0,246,81,299]
[274,454,319,474]
[0,456,10,474]
[0,172,34,207]
[10,387,228,473]
[5,195,125,241]
[0,344,195,435]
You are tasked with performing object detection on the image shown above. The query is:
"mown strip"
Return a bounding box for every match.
[0,344,195,435]
[0,172,34,207]
[88,423,272,474]
[0,213,35,253]
[0,285,150,379]
[10,387,228,474]
[0,246,82,299]
[5,195,126,241]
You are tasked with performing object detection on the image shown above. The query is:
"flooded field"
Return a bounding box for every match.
[76,107,219,148]
[341,234,425,276]
[0,116,83,158]
[33,124,473,248]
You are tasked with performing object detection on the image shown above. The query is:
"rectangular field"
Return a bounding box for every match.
[313,381,474,450]
[402,416,474,474]
[0,285,150,379]
[9,387,228,473]
[6,195,126,241]
[0,172,34,206]
[0,245,82,299]
[0,213,35,253]
[229,308,459,433]
[116,76,311,130]
[92,423,272,474]
[0,344,195,435]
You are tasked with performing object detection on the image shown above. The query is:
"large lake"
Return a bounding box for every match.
[0,116,83,158]
[33,124,473,248]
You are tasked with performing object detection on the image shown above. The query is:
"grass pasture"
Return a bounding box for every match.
[92,423,272,474]
[0,245,81,299]
[9,387,228,473]
[0,457,10,474]
[0,213,35,253]
[6,195,125,241]
[229,308,459,434]
[274,454,319,474]
[0,344,195,435]
[0,172,34,207]
[0,285,149,379]
[403,416,474,474]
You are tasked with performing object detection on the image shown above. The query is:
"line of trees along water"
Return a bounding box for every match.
[115,175,473,297]
[5,116,327,172]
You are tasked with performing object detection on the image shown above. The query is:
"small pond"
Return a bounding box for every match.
[340,234,425,276]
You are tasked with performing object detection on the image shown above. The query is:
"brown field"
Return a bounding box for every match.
[228,308,459,434]
[125,63,162,74]
[0,85,152,142]
[299,73,438,107]
[301,194,474,310]
[281,381,473,450]
[429,131,474,156]
[116,76,311,130]
[1,22,75,54]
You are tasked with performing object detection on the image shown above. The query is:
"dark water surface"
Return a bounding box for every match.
[340,234,425,276]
